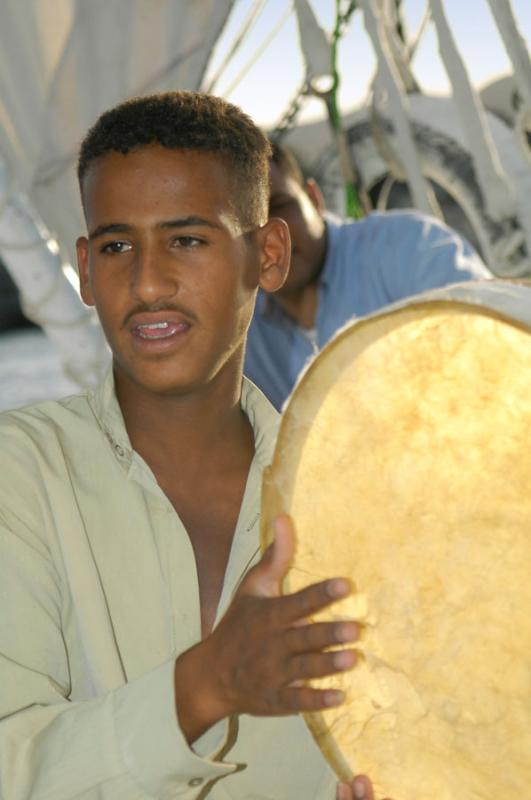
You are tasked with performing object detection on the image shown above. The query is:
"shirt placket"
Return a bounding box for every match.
[128,452,203,656]
[213,456,263,628]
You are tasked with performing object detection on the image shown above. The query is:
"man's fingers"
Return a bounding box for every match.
[239,515,352,624]
[285,619,360,653]
[336,783,352,800]
[287,648,358,683]
[277,684,346,713]
[240,514,295,598]
[246,684,348,716]
[337,775,393,800]
[215,514,360,722]
[351,775,375,800]
[276,575,352,624]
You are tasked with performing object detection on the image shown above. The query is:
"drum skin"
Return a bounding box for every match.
[261,281,531,800]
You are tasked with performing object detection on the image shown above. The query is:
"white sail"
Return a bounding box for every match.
[0,0,235,390]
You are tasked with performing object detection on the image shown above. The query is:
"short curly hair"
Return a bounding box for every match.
[78,91,271,229]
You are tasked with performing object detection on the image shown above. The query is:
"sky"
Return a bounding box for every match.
[203,0,531,130]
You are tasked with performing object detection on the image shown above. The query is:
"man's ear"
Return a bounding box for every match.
[256,217,291,294]
[76,236,95,306]
[305,178,325,215]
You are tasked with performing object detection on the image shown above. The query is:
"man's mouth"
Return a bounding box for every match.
[134,321,184,339]
[126,308,195,348]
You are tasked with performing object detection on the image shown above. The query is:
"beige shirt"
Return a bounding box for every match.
[0,371,335,800]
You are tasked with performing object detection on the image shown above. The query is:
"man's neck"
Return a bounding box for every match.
[274,282,319,330]
[114,363,251,474]
[274,222,329,329]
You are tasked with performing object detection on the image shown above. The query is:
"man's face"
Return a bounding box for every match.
[77,145,267,398]
[268,160,327,295]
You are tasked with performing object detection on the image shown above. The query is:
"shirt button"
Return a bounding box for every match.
[188,777,203,787]
[114,444,125,457]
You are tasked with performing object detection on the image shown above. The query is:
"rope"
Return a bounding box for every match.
[204,0,268,93]
[406,1,431,62]
[360,0,440,216]
[325,0,368,218]
[381,0,419,93]
[223,4,293,98]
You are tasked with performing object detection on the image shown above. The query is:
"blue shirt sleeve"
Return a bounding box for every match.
[370,211,491,301]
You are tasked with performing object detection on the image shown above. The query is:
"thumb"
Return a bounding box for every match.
[241,514,295,598]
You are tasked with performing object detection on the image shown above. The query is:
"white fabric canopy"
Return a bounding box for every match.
[0,0,235,265]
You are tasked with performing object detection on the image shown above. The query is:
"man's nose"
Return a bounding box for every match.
[131,244,178,302]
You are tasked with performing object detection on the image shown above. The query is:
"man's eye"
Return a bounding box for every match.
[100,241,132,254]
[173,236,204,248]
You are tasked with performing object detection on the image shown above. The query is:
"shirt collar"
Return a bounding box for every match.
[319,211,342,289]
[240,376,279,468]
[88,367,132,465]
[88,367,279,471]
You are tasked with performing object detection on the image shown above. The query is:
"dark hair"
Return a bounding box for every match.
[269,140,305,186]
[78,91,271,228]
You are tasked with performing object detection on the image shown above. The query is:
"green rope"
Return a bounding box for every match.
[327,0,364,218]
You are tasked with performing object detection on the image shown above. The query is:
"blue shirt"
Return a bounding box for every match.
[244,211,491,409]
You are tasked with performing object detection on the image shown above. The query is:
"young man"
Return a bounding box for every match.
[0,93,385,800]
[245,143,492,409]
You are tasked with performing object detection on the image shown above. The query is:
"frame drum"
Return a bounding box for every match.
[261,281,531,800]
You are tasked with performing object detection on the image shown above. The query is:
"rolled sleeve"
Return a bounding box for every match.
[112,659,235,799]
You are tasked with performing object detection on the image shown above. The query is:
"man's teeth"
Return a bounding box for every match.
[136,321,178,339]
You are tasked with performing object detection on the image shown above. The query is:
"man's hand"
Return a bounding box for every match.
[174,515,360,742]
[337,775,393,800]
